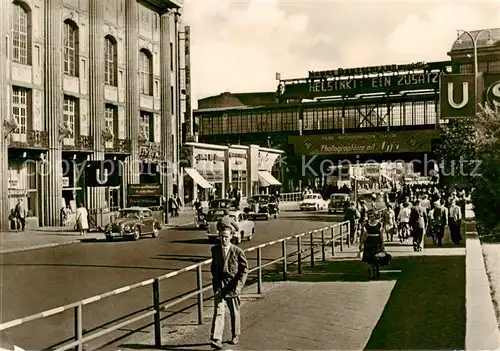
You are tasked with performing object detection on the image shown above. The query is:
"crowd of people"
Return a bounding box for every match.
[342,183,470,279]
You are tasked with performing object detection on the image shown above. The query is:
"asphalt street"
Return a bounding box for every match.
[0,210,343,350]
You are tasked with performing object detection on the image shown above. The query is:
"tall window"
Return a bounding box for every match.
[105,105,115,147]
[140,112,151,142]
[104,36,117,86]
[12,87,28,137]
[63,96,76,142]
[12,2,29,64]
[63,20,78,76]
[139,50,152,95]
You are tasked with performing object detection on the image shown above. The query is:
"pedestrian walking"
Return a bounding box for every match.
[209,228,248,349]
[430,201,448,247]
[382,204,396,242]
[409,199,427,252]
[359,210,391,280]
[448,199,462,244]
[75,203,89,236]
[344,201,361,244]
[15,199,27,231]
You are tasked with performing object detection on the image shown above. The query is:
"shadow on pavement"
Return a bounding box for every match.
[282,215,341,222]
[152,253,210,263]
[118,343,211,351]
[264,255,465,350]
[0,262,177,271]
[172,238,212,245]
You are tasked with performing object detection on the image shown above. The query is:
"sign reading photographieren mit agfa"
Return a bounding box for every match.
[289,130,439,156]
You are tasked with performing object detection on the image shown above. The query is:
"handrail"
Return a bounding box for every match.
[0,220,351,350]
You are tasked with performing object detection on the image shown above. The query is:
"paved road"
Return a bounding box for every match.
[0,210,342,350]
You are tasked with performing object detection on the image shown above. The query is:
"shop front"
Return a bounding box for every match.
[7,158,38,228]
[183,143,226,205]
[228,146,248,198]
[256,147,284,195]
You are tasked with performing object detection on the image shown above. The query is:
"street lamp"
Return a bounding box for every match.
[456,29,494,114]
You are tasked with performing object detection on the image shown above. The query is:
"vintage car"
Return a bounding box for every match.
[244,195,279,220]
[299,193,327,211]
[209,198,240,211]
[328,193,349,214]
[104,207,162,241]
[194,208,208,229]
[206,208,255,244]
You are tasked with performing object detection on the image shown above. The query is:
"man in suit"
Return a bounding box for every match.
[210,228,248,349]
[409,199,427,252]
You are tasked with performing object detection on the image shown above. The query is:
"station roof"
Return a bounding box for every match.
[198,91,277,110]
[450,27,500,52]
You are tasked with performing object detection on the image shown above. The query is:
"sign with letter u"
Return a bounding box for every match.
[439,74,478,119]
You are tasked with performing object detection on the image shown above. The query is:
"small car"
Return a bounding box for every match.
[244,195,279,220]
[194,208,208,229]
[209,198,240,211]
[206,209,255,244]
[299,193,327,211]
[104,207,162,241]
[328,193,349,214]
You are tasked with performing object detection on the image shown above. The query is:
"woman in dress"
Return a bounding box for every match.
[359,210,387,279]
[75,203,89,236]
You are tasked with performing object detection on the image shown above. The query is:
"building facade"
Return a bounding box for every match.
[0,0,188,230]
[195,28,500,191]
[182,142,283,205]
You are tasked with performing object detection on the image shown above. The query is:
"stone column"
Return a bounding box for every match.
[0,0,9,231]
[160,12,173,205]
[125,0,140,184]
[87,0,105,210]
[43,0,63,226]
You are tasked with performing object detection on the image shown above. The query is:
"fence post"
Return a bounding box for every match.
[74,303,83,351]
[257,247,262,294]
[340,225,344,251]
[321,229,326,262]
[346,222,350,247]
[196,265,204,324]
[153,279,162,348]
[297,236,302,274]
[310,231,315,267]
[282,240,287,281]
[331,226,335,256]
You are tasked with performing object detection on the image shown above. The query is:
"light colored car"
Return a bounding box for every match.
[328,193,349,213]
[206,209,255,244]
[299,193,327,211]
[104,207,162,241]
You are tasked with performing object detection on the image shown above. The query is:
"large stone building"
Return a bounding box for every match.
[0,0,189,230]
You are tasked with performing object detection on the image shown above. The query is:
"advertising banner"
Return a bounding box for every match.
[439,74,479,118]
[229,149,247,172]
[288,130,439,156]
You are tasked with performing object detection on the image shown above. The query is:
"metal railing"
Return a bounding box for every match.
[280,192,303,202]
[0,221,351,351]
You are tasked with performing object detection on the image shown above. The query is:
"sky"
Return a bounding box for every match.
[182,0,500,107]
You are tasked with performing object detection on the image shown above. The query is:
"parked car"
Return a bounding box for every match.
[328,193,349,214]
[194,208,208,229]
[244,194,279,220]
[209,198,239,211]
[206,208,255,244]
[299,193,327,211]
[104,207,162,241]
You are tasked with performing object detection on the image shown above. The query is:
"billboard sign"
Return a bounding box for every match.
[439,74,478,118]
[85,160,122,187]
[288,130,439,156]
[483,73,500,108]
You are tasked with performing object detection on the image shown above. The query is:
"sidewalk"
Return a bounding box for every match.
[0,211,194,254]
[112,236,472,350]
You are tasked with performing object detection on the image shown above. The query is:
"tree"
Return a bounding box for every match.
[437,104,500,232]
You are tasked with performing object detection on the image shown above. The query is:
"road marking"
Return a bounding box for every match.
[82,296,101,305]
[41,307,65,318]
[113,286,131,295]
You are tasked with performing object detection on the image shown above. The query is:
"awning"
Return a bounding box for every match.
[258,171,281,187]
[184,168,213,189]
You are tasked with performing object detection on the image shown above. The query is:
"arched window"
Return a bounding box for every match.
[63,20,79,76]
[12,1,31,64]
[139,49,152,95]
[104,35,117,86]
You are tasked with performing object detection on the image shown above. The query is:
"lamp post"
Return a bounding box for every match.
[456,29,494,114]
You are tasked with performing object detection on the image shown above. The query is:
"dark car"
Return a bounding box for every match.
[328,193,349,214]
[209,198,239,211]
[104,207,162,241]
[244,195,279,220]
